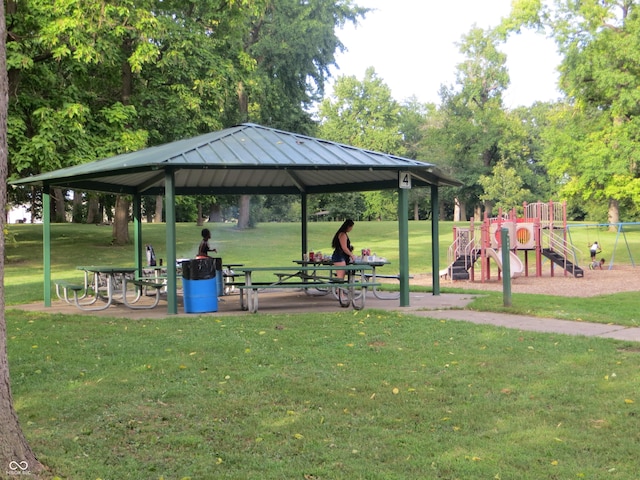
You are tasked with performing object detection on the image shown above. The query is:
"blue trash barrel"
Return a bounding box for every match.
[182,258,218,313]
[211,257,224,297]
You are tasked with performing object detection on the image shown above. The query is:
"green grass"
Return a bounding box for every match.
[461,290,640,327]
[8,309,640,479]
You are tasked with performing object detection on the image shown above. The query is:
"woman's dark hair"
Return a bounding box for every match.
[332,219,354,250]
[201,228,211,239]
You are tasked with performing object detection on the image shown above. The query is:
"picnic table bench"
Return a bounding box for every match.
[236,265,378,313]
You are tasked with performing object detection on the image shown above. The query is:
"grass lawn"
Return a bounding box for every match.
[4,221,640,479]
[8,309,640,479]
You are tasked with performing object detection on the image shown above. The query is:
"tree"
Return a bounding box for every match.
[428,27,511,221]
[233,0,368,228]
[318,67,405,153]
[318,67,405,220]
[501,0,640,226]
[0,0,45,474]
[479,160,531,213]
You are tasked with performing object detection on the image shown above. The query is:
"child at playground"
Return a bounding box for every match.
[589,258,605,270]
[589,241,601,261]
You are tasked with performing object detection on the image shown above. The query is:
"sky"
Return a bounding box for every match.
[329,0,562,109]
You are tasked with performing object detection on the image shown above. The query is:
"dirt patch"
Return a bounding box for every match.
[409,264,640,298]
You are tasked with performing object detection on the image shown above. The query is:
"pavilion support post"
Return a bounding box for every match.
[431,185,440,296]
[398,187,410,306]
[301,193,308,259]
[43,188,51,307]
[165,170,178,314]
[133,194,143,274]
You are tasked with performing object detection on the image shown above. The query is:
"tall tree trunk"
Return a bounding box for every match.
[112,196,130,245]
[439,201,445,221]
[154,195,163,223]
[237,195,251,229]
[237,81,252,229]
[474,205,483,222]
[29,186,36,223]
[608,198,619,232]
[454,197,467,222]
[111,38,134,237]
[72,190,83,223]
[0,0,46,472]
[413,200,419,220]
[86,194,100,224]
[483,200,494,219]
[208,203,223,222]
[197,203,204,226]
[52,188,66,222]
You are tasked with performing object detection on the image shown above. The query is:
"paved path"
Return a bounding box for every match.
[11,291,640,343]
[411,309,640,342]
[384,292,640,343]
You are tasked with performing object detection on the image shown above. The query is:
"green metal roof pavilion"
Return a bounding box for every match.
[12,123,462,314]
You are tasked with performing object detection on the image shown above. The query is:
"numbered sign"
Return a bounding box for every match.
[399,171,411,189]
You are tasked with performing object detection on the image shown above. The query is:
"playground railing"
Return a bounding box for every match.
[544,230,585,267]
[446,236,479,273]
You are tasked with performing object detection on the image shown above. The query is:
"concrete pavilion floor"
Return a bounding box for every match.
[12,288,477,319]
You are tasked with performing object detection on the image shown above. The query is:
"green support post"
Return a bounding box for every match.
[398,187,410,306]
[431,185,440,296]
[501,228,512,307]
[43,189,51,307]
[165,170,178,314]
[301,193,307,259]
[133,195,143,274]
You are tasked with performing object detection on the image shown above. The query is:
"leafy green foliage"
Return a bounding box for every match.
[502,0,640,221]
[318,67,405,154]
[423,27,516,217]
[479,160,531,213]
[317,68,405,220]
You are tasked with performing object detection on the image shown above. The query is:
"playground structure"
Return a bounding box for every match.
[443,201,585,282]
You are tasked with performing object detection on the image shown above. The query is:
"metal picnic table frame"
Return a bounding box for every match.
[236,264,377,313]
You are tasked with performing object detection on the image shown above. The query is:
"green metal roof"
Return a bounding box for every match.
[11,123,461,195]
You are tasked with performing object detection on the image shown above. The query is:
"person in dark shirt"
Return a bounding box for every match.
[331,219,355,280]
[197,228,217,258]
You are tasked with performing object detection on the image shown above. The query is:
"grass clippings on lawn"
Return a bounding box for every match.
[9,309,640,480]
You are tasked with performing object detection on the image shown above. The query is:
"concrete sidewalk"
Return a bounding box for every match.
[413,309,640,342]
[11,290,640,343]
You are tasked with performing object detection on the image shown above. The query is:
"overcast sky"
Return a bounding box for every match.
[328,0,562,109]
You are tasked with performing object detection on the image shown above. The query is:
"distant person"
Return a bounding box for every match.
[589,241,601,261]
[331,219,356,280]
[196,228,217,258]
[589,258,606,270]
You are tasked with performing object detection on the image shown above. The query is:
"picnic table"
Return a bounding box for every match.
[55,266,164,311]
[293,258,403,300]
[236,264,378,313]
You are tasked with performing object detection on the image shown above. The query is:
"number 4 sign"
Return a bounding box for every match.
[399,171,411,189]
